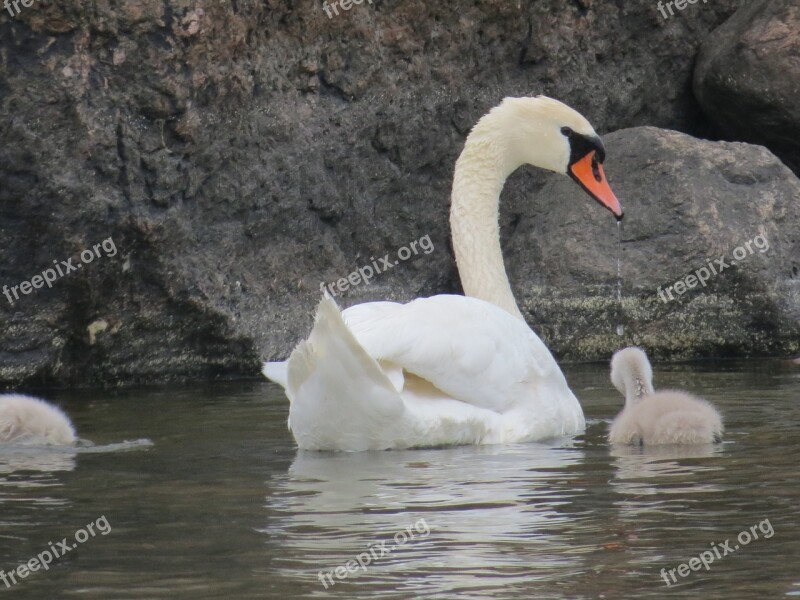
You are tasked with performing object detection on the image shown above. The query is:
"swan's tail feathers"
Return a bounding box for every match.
[262,361,289,390]
[285,294,406,451]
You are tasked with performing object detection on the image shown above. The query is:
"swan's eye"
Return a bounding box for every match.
[561,126,573,137]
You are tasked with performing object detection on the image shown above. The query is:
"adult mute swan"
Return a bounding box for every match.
[264,96,623,451]
[608,347,723,446]
[0,394,77,445]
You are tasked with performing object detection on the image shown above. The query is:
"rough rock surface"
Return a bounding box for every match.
[2,0,786,388]
[694,0,800,174]
[506,127,800,361]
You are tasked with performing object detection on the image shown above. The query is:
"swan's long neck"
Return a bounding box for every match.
[450,137,524,321]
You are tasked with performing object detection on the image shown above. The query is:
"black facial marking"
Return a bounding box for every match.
[561,126,606,166]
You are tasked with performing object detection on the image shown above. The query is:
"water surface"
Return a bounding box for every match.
[0,361,798,598]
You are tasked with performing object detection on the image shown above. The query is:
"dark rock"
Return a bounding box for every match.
[694,0,800,174]
[0,0,769,387]
[507,127,800,361]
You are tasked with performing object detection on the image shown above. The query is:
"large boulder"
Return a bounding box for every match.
[506,127,800,360]
[694,0,800,174]
[0,0,763,387]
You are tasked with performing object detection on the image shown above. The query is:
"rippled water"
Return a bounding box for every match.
[0,360,798,599]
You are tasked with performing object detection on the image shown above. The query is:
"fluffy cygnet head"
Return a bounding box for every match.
[610,347,656,406]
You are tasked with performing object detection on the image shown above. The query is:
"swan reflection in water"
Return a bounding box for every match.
[609,442,727,514]
[0,444,79,477]
[0,438,152,500]
[0,443,81,510]
[264,442,588,596]
[0,438,153,473]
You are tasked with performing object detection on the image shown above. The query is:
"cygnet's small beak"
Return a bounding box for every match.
[568,151,624,220]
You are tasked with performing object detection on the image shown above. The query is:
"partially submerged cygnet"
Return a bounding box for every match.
[608,347,723,446]
[0,394,77,445]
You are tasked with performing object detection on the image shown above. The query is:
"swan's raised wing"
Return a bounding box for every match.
[342,295,569,414]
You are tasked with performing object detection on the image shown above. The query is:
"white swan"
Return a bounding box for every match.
[0,394,77,445]
[608,347,724,446]
[264,96,623,451]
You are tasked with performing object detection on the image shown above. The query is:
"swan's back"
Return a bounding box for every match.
[0,394,77,445]
[608,347,723,446]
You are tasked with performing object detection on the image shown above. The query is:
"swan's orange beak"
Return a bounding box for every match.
[568,151,624,220]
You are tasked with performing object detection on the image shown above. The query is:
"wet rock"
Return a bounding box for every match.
[694,0,800,174]
[507,127,800,361]
[0,0,768,387]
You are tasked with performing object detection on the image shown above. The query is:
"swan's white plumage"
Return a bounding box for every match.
[262,361,288,390]
[0,394,76,445]
[265,295,583,451]
[262,96,612,451]
[344,295,560,413]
